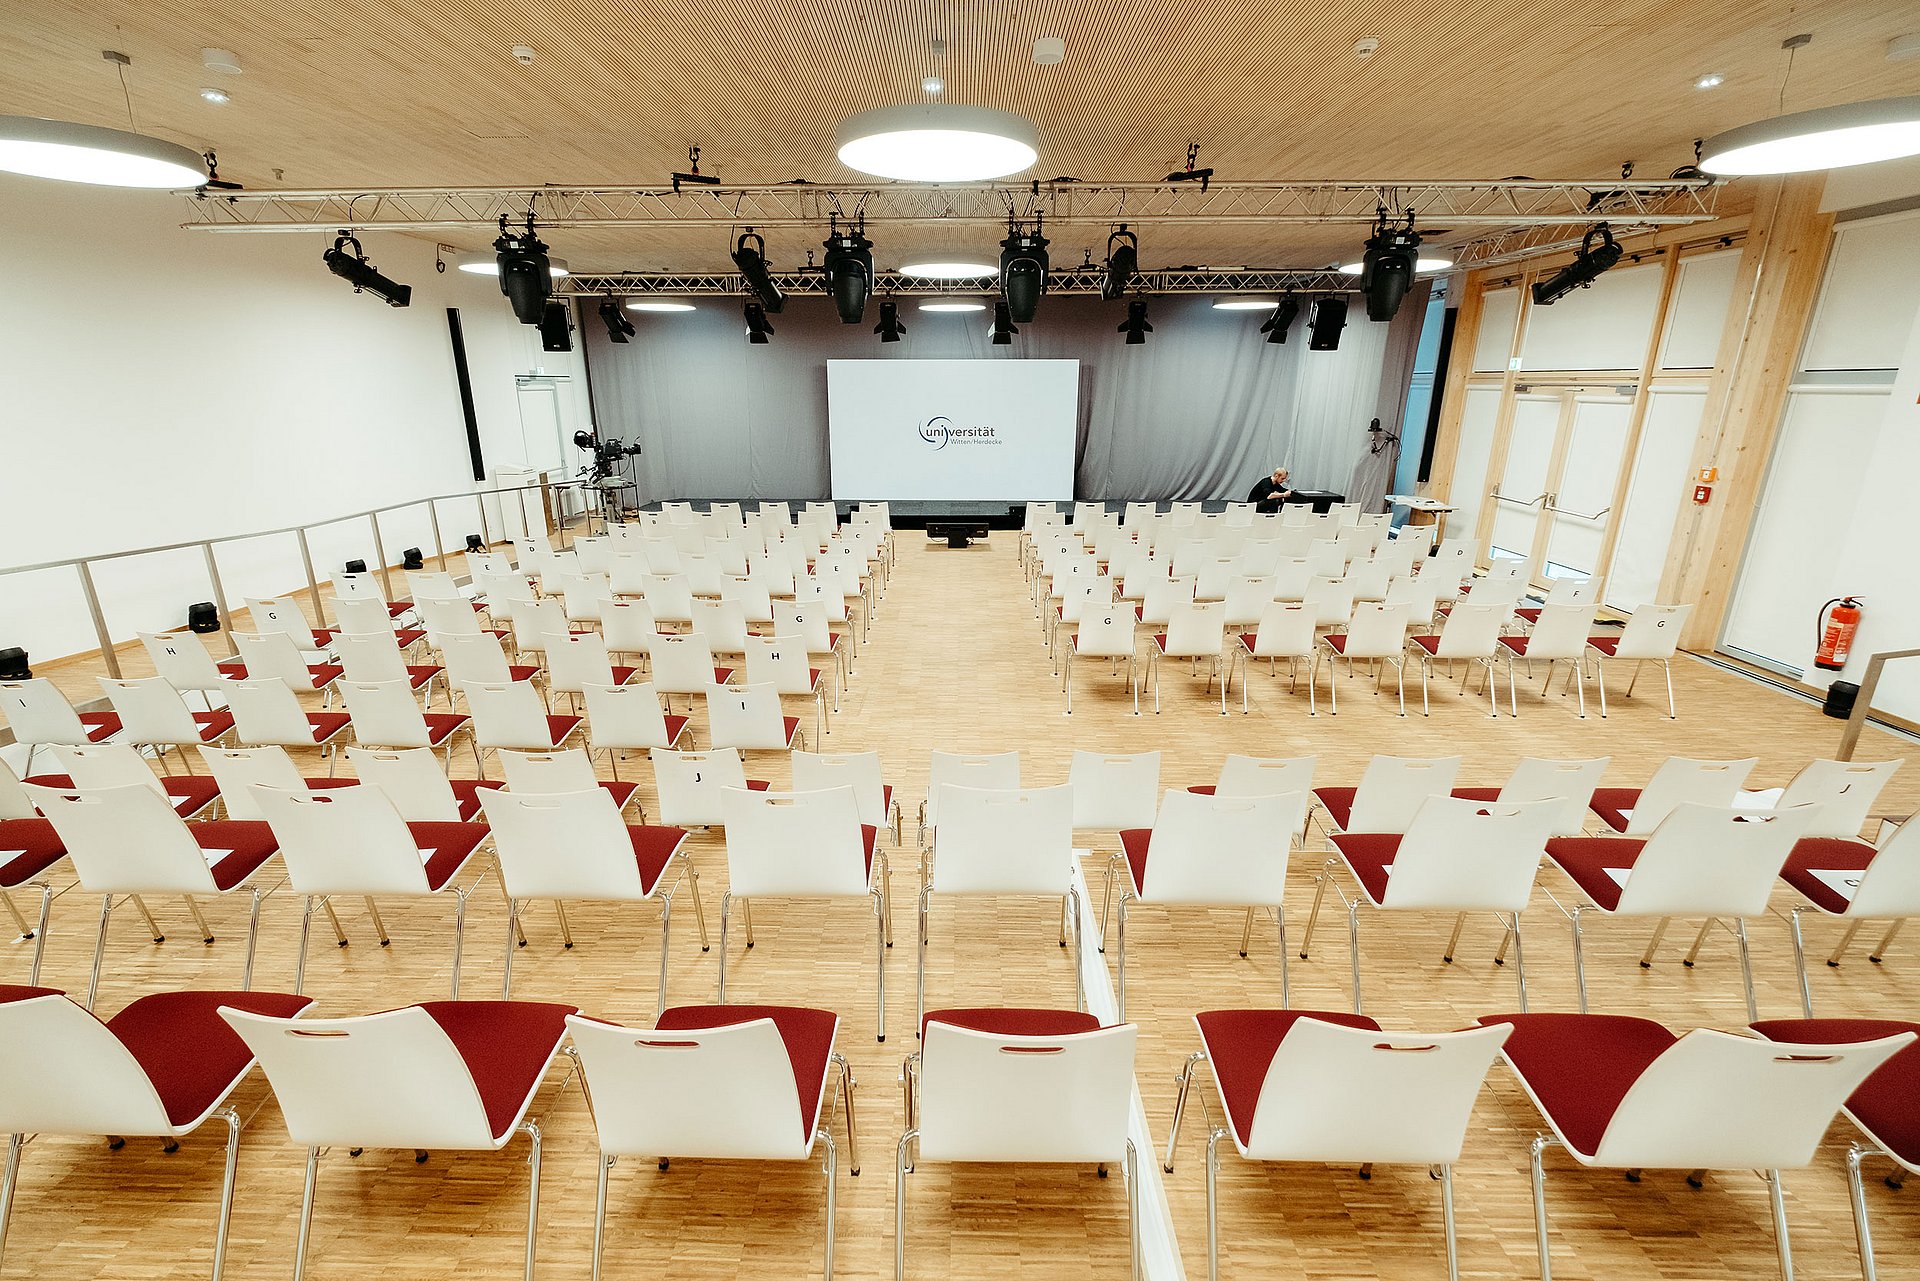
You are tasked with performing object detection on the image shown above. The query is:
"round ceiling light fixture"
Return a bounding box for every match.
[918,300,987,312]
[1700,95,1920,174]
[458,253,570,278]
[1694,72,1725,90]
[899,260,997,279]
[836,104,1038,183]
[625,300,696,312]
[1212,298,1278,310]
[0,115,207,188]
[1337,255,1453,274]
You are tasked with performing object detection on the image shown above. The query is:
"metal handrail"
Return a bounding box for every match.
[1838,648,1920,760]
[1543,500,1612,521]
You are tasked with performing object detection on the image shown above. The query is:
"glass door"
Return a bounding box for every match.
[1488,394,1560,562]
[1541,396,1635,578]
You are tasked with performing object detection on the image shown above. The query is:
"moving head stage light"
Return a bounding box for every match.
[1262,295,1301,344]
[598,300,636,343]
[823,216,874,324]
[1000,212,1050,322]
[494,213,553,324]
[1359,207,1419,322]
[323,232,411,307]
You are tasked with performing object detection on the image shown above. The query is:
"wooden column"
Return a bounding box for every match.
[1422,269,1490,499]
[1661,173,1831,649]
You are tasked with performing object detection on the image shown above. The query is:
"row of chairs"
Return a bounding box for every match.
[7,985,1914,1281]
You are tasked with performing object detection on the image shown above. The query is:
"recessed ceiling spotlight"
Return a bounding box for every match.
[1212,298,1276,310]
[1337,255,1453,274]
[199,87,231,105]
[899,260,996,279]
[837,104,1037,182]
[458,253,570,278]
[922,75,944,95]
[1695,72,1725,89]
[919,300,986,312]
[625,300,695,312]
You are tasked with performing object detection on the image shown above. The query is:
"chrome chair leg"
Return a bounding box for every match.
[0,1133,22,1273]
[819,1129,839,1279]
[1205,1127,1227,1281]
[1570,906,1589,1014]
[1789,908,1814,1017]
[1529,1135,1559,1281]
[1847,1144,1882,1281]
[590,1154,613,1281]
[1765,1168,1793,1281]
[210,1107,242,1281]
[894,1129,918,1281]
[293,1146,321,1281]
[520,1120,543,1281]
[1440,1162,1459,1281]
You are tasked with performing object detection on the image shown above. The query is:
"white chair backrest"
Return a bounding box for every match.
[599,598,659,657]
[251,783,430,895]
[1067,750,1162,830]
[198,745,307,820]
[406,571,459,599]
[925,751,1021,830]
[690,598,750,653]
[1496,756,1611,836]
[543,631,619,694]
[1625,756,1759,835]
[1341,602,1413,658]
[474,568,537,606]
[1271,556,1316,600]
[139,632,228,692]
[25,783,218,894]
[917,1020,1137,1163]
[1,679,95,746]
[1848,813,1920,917]
[508,598,570,655]
[723,786,869,896]
[497,746,600,794]
[1524,603,1599,659]
[339,679,434,747]
[1074,601,1138,659]
[463,681,558,749]
[649,747,750,826]
[415,597,483,638]
[583,682,677,751]
[705,682,790,750]
[223,679,318,746]
[647,632,721,695]
[234,630,325,686]
[1222,576,1277,627]
[1543,575,1602,606]
[479,787,654,900]
[790,750,889,827]
[720,575,775,624]
[332,572,389,603]
[565,1013,820,1159]
[930,784,1076,895]
[642,574,696,625]
[1162,601,1226,657]
[1138,789,1306,904]
[332,633,411,687]
[0,991,175,1134]
[330,596,399,638]
[1615,804,1817,915]
[98,676,203,744]
[46,742,167,802]
[743,635,816,695]
[245,597,315,643]
[1247,602,1318,658]
[1215,754,1317,798]
[1302,576,1355,628]
[436,632,516,687]
[1346,559,1393,602]
[1247,1019,1511,1164]
[1347,755,1464,833]
[608,553,652,598]
[0,757,34,820]
[558,573,611,622]
[1590,1027,1913,1169]
[1382,573,1440,623]
[1769,758,1901,838]
[1613,603,1691,659]
[221,1006,501,1148]
[345,745,464,822]
[1432,602,1508,656]
[1140,574,1199,626]
[1382,796,1559,911]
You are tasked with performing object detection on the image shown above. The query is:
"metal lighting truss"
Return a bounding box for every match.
[180,177,1722,275]
[560,267,1356,297]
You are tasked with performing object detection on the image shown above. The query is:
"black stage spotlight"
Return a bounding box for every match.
[465,534,486,553]
[186,603,220,634]
[990,300,1017,345]
[1358,207,1419,322]
[875,297,905,342]
[1532,223,1624,306]
[744,301,775,344]
[323,232,412,307]
[1100,225,1138,301]
[597,300,636,343]
[822,216,874,324]
[401,548,425,570]
[539,300,574,352]
[0,647,28,680]
[573,429,596,450]
[1308,297,1348,351]
[1119,297,1153,344]
[1261,295,1301,344]
[494,214,553,324]
[732,229,786,314]
[345,559,368,574]
[1000,212,1050,323]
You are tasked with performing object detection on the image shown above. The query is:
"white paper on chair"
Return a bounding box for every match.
[1602,867,1632,888]
[199,848,233,867]
[1734,788,1784,811]
[418,847,437,867]
[1615,809,1633,825]
[1808,869,1862,904]
[0,850,27,860]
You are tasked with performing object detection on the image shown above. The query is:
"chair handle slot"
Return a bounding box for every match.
[1372,1042,1439,1053]
[999,1045,1066,1055]
[635,1039,701,1049]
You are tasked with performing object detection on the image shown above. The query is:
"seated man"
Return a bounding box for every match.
[1247,466,1294,514]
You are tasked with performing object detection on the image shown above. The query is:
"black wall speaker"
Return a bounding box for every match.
[186,603,220,634]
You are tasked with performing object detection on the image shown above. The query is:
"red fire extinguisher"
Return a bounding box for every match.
[1814,597,1863,671]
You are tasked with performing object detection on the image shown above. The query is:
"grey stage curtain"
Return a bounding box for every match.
[582,293,1409,502]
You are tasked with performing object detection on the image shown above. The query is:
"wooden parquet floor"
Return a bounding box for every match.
[7,533,1918,1280]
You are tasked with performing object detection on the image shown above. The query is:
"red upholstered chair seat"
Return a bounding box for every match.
[1328,832,1403,905]
[656,1004,840,1140]
[414,1000,578,1142]
[1751,1018,1920,1168]
[1195,1009,1381,1145]
[1542,837,1649,912]
[1780,838,1879,915]
[1476,1012,1679,1159]
[921,1006,1101,1042]
[1312,786,1358,832]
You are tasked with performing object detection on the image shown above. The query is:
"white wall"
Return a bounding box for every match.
[0,176,587,663]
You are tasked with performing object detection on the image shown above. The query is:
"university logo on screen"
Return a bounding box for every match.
[916,416,1002,451]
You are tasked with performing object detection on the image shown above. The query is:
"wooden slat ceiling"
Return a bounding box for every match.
[4,0,1918,271]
